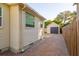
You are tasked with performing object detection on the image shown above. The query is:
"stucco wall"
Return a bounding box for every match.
[21,11,43,48]
[47,22,59,34]
[10,5,21,52]
[0,4,10,49]
[35,17,43,40]
[0,4,44,52]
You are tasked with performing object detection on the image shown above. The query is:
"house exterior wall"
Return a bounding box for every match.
[10,5,21,52]
[35,17,43,40]
[21,11,43,49]
[47,23,60,34]
[0,4,10,50]
[0,3,45,53]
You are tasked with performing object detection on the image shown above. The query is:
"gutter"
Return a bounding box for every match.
[5,3,46,20]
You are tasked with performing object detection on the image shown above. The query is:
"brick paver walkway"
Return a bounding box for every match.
[0,34,69,56]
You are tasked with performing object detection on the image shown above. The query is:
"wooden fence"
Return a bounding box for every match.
[62,20,77,56]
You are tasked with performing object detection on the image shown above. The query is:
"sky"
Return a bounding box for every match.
[28,3,76,20]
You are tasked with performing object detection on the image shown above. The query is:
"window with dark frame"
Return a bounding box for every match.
[0,8,2,27]
[0,17,2,26]
[25,13,35,27]
[41,23,43,28]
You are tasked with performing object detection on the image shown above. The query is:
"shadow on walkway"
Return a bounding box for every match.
[0,34,69,56]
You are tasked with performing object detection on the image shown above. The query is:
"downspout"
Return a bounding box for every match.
[19,4,26,52]
[8,5,11,50]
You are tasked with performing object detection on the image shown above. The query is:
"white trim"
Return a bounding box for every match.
[0,7,3,28]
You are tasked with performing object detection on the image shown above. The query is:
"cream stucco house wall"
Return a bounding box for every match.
[0,3,45,53]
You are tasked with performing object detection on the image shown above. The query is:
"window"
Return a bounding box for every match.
[0,8,3,27]
[25,13,35,27]
[40,23,43,28]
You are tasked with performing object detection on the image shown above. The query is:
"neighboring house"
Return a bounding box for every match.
[46,22,60,34]
[0,3,45,53]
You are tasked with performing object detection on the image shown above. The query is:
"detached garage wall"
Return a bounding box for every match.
[47,22,60,34]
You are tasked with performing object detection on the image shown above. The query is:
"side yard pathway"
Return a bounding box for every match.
[0,34,69,56]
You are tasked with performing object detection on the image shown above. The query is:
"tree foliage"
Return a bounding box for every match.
[44,11,77,28]
[52,11,77,28]
[44,20,53,28]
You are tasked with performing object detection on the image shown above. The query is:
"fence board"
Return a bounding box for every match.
[62,20,77,56]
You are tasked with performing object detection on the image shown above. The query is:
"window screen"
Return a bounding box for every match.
[0,8,2,27]
[25,13,35,27]
[0,17,2,26]
[0,8,2,16]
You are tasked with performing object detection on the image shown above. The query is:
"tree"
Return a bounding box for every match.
[44,20,53,28]
[53,11,77,28]
[44,11,77,28]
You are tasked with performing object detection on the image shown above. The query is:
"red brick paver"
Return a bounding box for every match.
[0,34,69,56]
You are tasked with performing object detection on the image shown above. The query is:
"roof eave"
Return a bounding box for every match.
[6,3,46,20]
